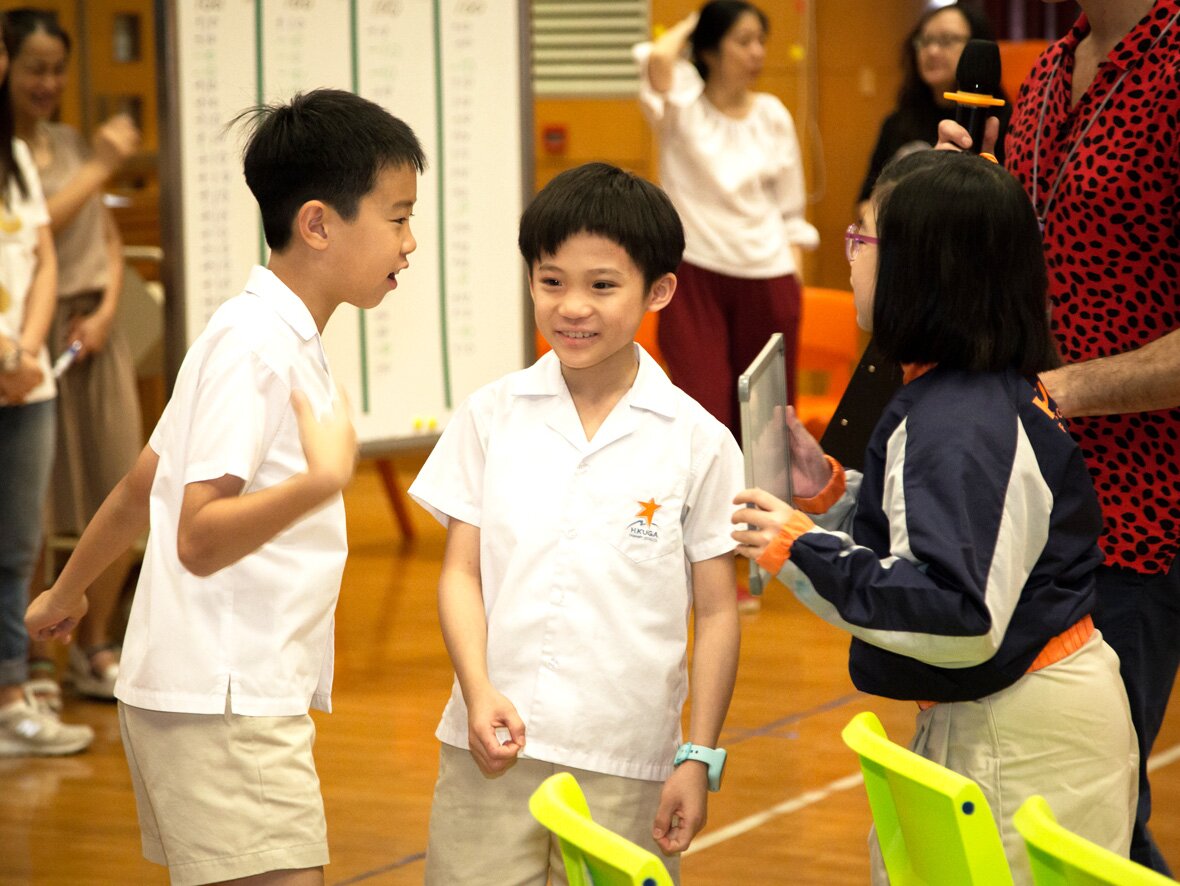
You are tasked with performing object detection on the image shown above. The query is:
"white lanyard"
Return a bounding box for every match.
[1031,8,1180,231]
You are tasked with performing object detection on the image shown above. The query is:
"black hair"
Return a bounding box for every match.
[3,7,71,56]
[689,0,769,81]
[233,89,426,251]
[869,150,1059,375]
[518,162,684,291]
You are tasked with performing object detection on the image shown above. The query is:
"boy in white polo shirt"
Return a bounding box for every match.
[25,89,425,886]
[409,162,743,885]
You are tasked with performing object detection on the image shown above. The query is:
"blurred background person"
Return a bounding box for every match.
[634,0,819,449]
[857,0,1009,217]
[5,8,142,706]
[0,13,92,755]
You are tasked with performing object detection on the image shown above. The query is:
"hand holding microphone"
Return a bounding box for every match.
[942,39,1005,158]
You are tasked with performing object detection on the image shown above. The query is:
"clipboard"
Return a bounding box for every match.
[738,333,793,596]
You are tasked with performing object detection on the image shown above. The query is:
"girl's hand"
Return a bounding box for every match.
[732,488,796,561]
[784,405,831,498]
[0,350,45,403]
[66,310,115,360]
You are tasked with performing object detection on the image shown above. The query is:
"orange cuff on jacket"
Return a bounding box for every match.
[793,456,846,514]
[755,509,816,575]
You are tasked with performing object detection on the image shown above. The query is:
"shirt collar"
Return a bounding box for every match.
[242,265,320,343]
[1065,0,1179,74]
[511,343,680,419]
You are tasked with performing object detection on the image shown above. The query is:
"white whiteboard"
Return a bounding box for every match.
[158,0,531,453]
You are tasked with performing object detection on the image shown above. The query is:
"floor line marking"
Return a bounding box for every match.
[685,772,865,855]
[687,743,1180,856]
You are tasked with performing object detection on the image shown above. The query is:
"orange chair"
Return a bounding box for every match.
[795,286,861,440]
[998,40,1050,106]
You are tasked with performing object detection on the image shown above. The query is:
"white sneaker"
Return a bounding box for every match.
[23,676,63,714]
[68,645,119,699]
[0,693,94,757]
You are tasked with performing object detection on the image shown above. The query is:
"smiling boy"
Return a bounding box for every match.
[26,89,425,886]
[409,162,743,885]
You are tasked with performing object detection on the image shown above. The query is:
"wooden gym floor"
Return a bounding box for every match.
[5,453,1180,885]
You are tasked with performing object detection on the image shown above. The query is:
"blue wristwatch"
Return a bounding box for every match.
[673,742,727,792]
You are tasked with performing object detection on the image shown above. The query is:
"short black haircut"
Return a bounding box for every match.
[870,150,1059,375]
[690,1,769,81]
[518,162,685,290]
[234,89,426,251]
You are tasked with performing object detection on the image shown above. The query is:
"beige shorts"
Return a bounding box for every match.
[867,631,1137,886]
[425,743,681,886]
[118,695,329,886]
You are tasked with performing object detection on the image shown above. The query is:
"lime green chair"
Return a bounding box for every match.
[1014,795,1177,885]
[528,772,674,886]
[841,711,1013,885]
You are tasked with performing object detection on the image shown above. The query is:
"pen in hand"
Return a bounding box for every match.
[52,340,82,378]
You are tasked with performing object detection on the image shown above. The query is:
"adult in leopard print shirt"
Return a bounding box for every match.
[946,0,1180,873]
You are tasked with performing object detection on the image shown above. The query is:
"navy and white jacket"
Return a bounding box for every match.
[766,367,1103,702]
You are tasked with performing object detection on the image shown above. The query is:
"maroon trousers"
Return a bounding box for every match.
[658,260,800,442]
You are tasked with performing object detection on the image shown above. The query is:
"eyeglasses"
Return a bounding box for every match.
[912,33,969,51]
[845,224,879,262]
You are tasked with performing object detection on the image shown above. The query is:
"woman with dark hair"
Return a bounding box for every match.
[4,8,142,705]
[633,1,818,443]
[0,12,92,755]
[857,1,1009,213]
[733,151,1135,883]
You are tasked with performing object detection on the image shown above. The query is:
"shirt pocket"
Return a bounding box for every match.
[603,486,684,565]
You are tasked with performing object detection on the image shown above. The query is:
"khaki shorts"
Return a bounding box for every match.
[118,694,329,886]
[425,743,681,886]
[868,631,1137,886]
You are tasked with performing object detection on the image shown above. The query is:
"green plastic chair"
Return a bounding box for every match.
[1014,795,1177,885]
[527,772,674,886]
[841,710,1013,885]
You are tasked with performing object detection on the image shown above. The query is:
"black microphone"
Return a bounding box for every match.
[944,39,1005,154]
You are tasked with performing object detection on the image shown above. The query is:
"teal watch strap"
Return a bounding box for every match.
[673,742,727,792]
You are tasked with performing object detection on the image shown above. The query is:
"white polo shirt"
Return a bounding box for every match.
[633,44,819,279]
[409,346,743,781]
[116,266,347,716]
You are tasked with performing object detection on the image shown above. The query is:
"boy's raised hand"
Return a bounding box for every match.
[26,583,89,643]
[653,761,708,854]
[465,687,526,775]
[291,385,358,495]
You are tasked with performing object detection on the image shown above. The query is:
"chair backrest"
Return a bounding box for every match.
[1013,795,1177,886]
[799,286,860,392]
[528,772,674,886]
[841,711,1013,886]
[795,287,861,438]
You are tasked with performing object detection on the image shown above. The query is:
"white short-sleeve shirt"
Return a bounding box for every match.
[633,44,819,279]
[0,138,53,405]
[409,346,744,781]
[116,266,348,716]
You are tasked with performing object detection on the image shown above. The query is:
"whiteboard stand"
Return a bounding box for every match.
[372,458,416,542]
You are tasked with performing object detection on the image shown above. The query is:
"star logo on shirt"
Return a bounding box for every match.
[635,498,661,526]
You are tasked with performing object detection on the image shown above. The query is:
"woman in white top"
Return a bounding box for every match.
[635,1,818,442]
[0,24,92,755]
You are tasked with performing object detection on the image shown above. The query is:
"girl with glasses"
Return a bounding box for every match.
[733,150,1136,884]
